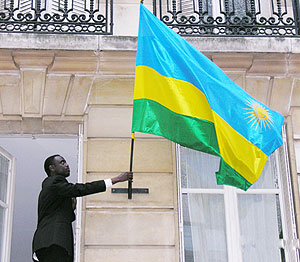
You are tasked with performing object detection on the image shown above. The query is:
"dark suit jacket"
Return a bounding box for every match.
[32,175,106,258]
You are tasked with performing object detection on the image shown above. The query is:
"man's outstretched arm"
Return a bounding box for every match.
[52,172,133,198]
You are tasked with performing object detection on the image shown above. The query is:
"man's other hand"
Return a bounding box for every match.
[111,172,133,185]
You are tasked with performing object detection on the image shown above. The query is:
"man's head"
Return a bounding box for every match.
[44,155,70,177]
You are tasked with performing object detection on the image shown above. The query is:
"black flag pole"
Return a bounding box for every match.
[128,132,135,199]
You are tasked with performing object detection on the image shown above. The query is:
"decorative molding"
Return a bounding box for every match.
[21,69,46,117]
[13,51,54,68]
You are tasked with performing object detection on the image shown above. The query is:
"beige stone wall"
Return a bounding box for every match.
[1,48,300,260]
[83,75,179,262]
[292,78,300,139]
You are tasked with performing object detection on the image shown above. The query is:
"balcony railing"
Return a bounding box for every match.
[153,0,300,36]
[0,0,300,36]
[0,0,112,34]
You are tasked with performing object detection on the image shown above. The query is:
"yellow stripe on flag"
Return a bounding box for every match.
[134,66,214,122]
[213,112,268,184]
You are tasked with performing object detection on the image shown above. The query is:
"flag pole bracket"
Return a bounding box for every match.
[112,188,149,194]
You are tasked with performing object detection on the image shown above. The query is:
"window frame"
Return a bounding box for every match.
[75,124,84,262]
[0,146,16,262]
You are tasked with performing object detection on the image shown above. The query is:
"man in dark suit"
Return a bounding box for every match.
[32,154,132,262]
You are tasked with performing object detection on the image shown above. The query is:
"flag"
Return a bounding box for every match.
[132,4,284,190]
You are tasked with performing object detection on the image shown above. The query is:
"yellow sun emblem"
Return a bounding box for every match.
[244,99,274,130]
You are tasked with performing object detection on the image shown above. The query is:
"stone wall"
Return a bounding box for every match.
[82,75,179,261]
[0,45,300,260]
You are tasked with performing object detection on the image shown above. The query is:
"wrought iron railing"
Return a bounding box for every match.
[0,0,112,34]
[1,0,300,36]
[153,0,300,36]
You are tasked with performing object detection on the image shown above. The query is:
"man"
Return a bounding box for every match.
[32,154,132,262]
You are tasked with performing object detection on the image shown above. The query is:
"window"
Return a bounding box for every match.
[177,129,299,262]
[0,135,80,262]
[0,147,15,262]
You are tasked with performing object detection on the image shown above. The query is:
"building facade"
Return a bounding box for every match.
[0,0,300,261]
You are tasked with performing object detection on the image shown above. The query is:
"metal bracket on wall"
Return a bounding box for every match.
[111,188,149,194]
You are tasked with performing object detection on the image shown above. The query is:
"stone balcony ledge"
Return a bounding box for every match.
[1,33,300,53]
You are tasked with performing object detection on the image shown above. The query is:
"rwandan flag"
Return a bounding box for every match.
[132,4,284,190]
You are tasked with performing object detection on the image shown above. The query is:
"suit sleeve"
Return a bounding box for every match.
[51,176,106,197]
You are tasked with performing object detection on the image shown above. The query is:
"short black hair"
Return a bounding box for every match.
[44,154,60,176]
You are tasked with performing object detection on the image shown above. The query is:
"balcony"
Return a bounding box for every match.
[0,0,299,36]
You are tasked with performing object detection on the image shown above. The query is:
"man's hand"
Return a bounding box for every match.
[111,172,133,185]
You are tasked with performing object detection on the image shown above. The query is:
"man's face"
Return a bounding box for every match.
[51,156,70,177]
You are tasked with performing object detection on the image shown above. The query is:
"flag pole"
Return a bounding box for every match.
[128,0,139,198]
[128,132,135,199]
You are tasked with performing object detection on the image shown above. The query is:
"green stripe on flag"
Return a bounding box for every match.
[216,159,252,190]
[132,98,220,157]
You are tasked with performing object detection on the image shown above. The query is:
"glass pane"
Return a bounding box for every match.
[0,154,9,203]
[0,206,5,260]
[251,154,278,189]
[238,194,282,262]
[182,194,228,262]
[180,147,223,189]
